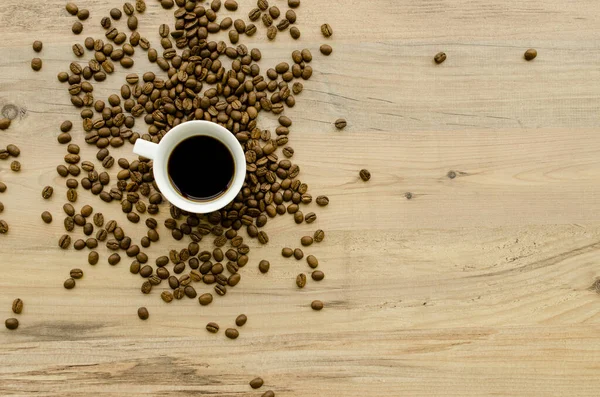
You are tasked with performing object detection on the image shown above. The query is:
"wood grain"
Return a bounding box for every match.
[1,0,600,396]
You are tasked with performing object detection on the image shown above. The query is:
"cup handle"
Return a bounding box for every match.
[133,139,159,160]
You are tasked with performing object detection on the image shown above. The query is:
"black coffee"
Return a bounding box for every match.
[168,136,235,201]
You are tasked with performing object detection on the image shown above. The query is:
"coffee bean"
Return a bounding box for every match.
[161,291,174,303]
[41,211,53,223]
[257,231,269,244]
[311,300,323,310]
[64,278,76,289]
[286,9,296,22]
[141,281,152,294]
[77,9,89,20]
[300,236,313,246]
[215,284,227,296]
[320,44,333,55]
[246,24,257,36]
[306,255,319,269]
[123,2,134,15]
[65,2,78,15]
[93,213,104,227]
[73,44,85,57]
[277,19,290,31]
[31,58,42,71]
[137,307,149,320]
[250,377,264,389]
[0,119,11,130]
[135,0,146,13]
[235,314,247,327]
[258,259,270,273]
[248,8,261,20]
[288,0,300,7]
[5,318,18,330]
[225,328,239,339]
[306,229,322,245]
[334,118,347,129]
[108,253,121,265]
[282,248,293,258]
[312,270,324,281]
[267,26,277,40]
[224,0,238,10]
[524,48,537,61]
[33,40,43,52]
[206,322,219,333]
[434,52,446,64]
[88,251,99,265]
[12,298,23,314]
[290,27,301,39]
[316,195,329,206]
[59,234,71,249]
[321,23,333,37]
[41,186,54,199]
[296,273,306,288]
[70,268,84,279]
[293,248,304,260]
[127,16,138,30]
[72,22,83,35]
[359,169,371,181]
[199,293,213,306]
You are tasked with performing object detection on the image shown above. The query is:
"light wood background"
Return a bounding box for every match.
[1,0,600,396]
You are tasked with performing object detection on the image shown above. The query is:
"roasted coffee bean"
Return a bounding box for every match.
[224,0,238,10]
[141,280,152,294]
[41,186,54,199]
[199,293,213,306]
[72,21,83,35]
[434,51,447,64]
[88,251,99,265]
[320,44,333,56]
[33,40,43,52]
[215,284,227,295]
[138,307,149,320]
[312,270,325,281]
[296,273,306,288]
[64,278,76,289]
[108,253,121,265]
[5,318,19,330]
[293,248,304,260]
[311,300,323,310]
[321,23,333,37]
[524,48,537,61]
[12,298,23,314]
[250,377,264,389]
[59,234,71,249]
[225,328,239,339]
[161,291,174,303]
[257,231,269,244]
[41,211,52,223]
[235,314,247,327]
[316,195,329,206]
[70,268,84,279]
[206,322,219,333]
[282,248,293,258]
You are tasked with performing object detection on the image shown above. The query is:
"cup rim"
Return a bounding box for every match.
[152,121,246,214]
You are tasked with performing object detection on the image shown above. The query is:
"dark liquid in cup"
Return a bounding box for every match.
[168,136,235,201]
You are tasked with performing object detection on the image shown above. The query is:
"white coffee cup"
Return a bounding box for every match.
[133,120,246,214]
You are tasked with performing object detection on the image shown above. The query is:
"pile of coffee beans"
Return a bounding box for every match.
[8,1,336,339]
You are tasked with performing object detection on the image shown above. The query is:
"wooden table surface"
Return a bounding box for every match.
[2,0,600,395]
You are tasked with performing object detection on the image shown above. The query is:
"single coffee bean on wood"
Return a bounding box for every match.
[293,248,304,260]
[307,255,318,268]
[334,118,347,129]
[314,229,325,242]
[0,220,8,234]
[282,248,293,257]
[301,236,313,246]
[206,322,219,333]
[225,328,239,339]
[311,300,324,310]
[138,307,149,320]
[236,314,247,327]
[321,23,333,37]
[259,259,270,273]
[31,58,42,71]
[88,251,99,265]
[312,270,325,281]
[359,169,371,181]
[33,40,43,52]
[250,378,264,389]
[320,44,332,55]
[199,293,213,306]
[64,278,76,289]
[5,318,18,330]
[316,196,329,206]
[70,268,84,279]
[12,298,23,314]
[434,52,446,64]
[42,186,53,199]
[296,273,306,288]
[524,48,537,61]
[41,211,53,223]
